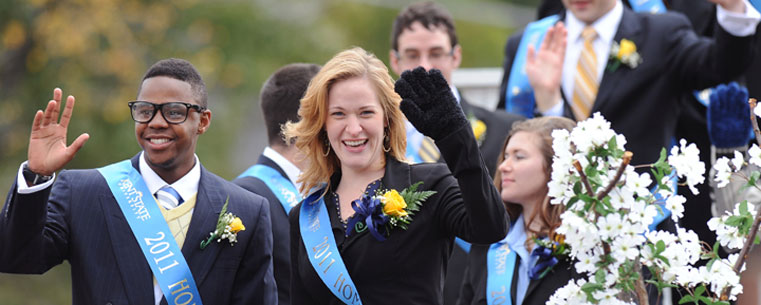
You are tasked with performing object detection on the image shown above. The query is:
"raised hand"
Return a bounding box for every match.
[526,22,567,112]
[27,88,90,176]
[394,67,468,141]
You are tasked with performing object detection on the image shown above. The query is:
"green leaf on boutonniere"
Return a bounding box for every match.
[399,181,436,216]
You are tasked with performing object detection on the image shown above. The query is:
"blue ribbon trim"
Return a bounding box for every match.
[237,164,302,215]
[528,245,559,280]
[98,160,203,305]
[345,182,387,241]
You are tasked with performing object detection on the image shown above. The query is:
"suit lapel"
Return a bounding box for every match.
[181,166,225,287]
[100,155,156,305]
[593,8,642,113]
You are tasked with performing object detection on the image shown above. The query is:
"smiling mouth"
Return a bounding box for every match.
[149,138,171,145]
[343,139,368,147]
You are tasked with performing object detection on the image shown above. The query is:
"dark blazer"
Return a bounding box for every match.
[497,7,756,165]
[233,154,293,305]
[0,154,277,305]
[456,243,580,305]
[289,126,509,304]
[460,96,524,178]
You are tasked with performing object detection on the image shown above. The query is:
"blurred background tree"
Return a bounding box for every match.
[0,0,537,303]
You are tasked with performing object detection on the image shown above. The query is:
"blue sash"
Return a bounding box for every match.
[98,160,202,305]
[504,15,559,118]
[627,0,666,14]
[752,0,761,12]
[237,164,301,215]
[299,190,362,305]
[455,237,471,253]
[486,242,517,305]
[648,170,676,231]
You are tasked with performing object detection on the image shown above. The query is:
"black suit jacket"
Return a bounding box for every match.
[289,125,509,304]
[498,7,755,165]
[233,154,293,305]
[0,154,277,305]
[456,244,580,305]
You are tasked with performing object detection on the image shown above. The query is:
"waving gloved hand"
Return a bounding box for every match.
[394,67,468,141]
[708,82,751,148]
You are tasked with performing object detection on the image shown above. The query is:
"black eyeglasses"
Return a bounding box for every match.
[128,101,206,124]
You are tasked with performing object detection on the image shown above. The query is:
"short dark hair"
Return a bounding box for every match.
[391,1,458,52]
[140,58,208,107]
[261,63,321,146]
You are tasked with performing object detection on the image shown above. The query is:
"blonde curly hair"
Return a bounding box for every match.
[283,47,407,194]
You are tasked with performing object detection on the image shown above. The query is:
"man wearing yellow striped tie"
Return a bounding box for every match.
[498,0,759,168]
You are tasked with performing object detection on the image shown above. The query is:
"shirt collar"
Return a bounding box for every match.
[262,146,302,189]
[566,0,623,46]
[139,151,201,201]
[450,85,462,104]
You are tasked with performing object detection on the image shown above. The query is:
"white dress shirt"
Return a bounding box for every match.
[262,146,302,191]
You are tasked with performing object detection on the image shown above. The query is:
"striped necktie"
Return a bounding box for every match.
[418,136,440,163]
[572,26,599,121]
[155,185,184,210]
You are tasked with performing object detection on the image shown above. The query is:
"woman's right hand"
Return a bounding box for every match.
[394,67,468,141]
[27,88,89,176]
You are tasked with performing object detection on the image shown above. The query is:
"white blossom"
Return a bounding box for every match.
[667,139,705,195]
[749,144,761,168]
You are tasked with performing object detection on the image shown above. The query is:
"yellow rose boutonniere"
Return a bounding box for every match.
[200,197,245,249]
[381,189,408,218]
[468,114,487,146]
[608,39,642,72]
[346,181,436,241]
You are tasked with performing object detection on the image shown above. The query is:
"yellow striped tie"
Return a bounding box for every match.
[572,26,599,121]
[418,136,440,163]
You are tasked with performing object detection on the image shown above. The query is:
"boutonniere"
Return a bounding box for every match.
[468,114,487,146]
[200,197,245,249]
[608,39,642,72]
[529,233,570,280]
[346,181,436,241]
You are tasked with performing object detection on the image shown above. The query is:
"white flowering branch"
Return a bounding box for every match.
[545,112,761,305]
[720,98,761,301]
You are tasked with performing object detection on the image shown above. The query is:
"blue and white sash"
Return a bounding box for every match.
[504,15,559,118]
[237,164,301,215]
[486,242,517,305]
[300,190,362,305]
[98,160,202,305]
[751,0,761,12]
[627,0,666,14]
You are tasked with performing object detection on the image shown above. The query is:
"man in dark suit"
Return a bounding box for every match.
[497,0,759,167]
[389,1,524,178]
[233,62,319,305]
[0,58,276,304]
[388,3,523,304]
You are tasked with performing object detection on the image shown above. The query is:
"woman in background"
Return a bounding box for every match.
[457,116,578,305]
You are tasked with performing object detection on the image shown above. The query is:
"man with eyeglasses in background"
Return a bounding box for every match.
[0,58,276,305]
[389,1,523,177]
[388,2,523,305]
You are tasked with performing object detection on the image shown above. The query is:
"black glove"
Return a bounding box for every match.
[707,82,751,148]
[394,67,468,141]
